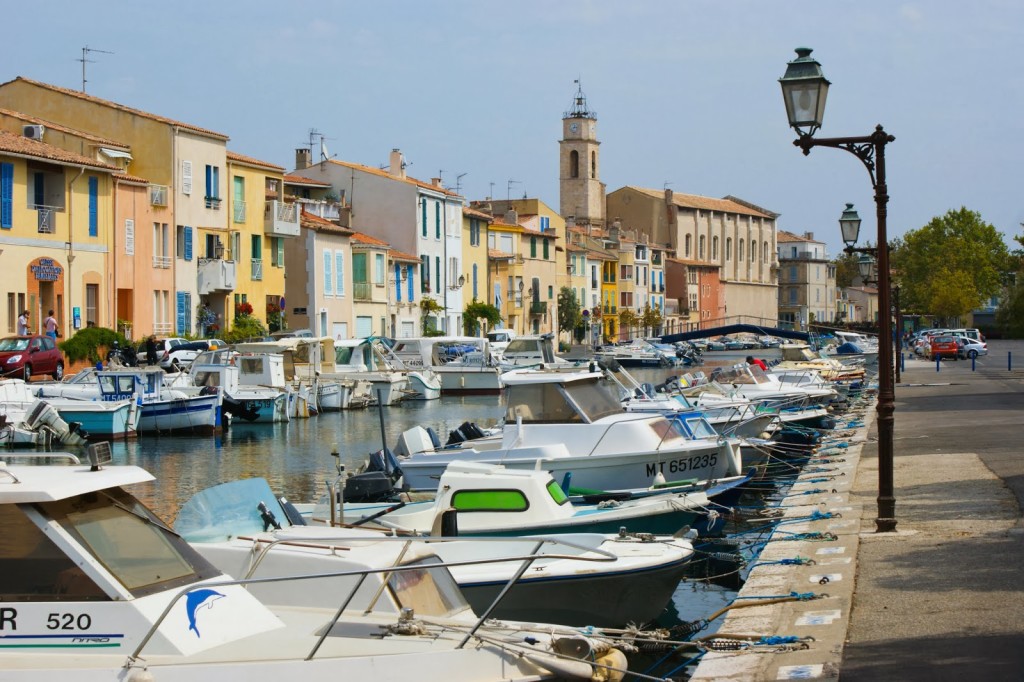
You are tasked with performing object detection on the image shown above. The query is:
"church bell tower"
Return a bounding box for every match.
[559,81,606,229]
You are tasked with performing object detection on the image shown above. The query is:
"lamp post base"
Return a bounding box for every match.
[875,517,897,533]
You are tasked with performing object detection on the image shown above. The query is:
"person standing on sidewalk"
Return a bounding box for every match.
[43,310,59,340]
[17,310,29,336]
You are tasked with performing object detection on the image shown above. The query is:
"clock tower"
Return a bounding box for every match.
[559,81,606,229]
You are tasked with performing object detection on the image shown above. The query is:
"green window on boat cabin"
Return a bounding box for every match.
[450,489,529,512]
[546,480,569,505]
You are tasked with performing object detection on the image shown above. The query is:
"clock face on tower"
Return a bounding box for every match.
[569,122,579,133]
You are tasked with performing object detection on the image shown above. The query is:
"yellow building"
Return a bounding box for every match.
[486,217,525,334]
[0,129,119,335]
[461,206,492,315]
[224,151,295,334]
[349,231,391,337]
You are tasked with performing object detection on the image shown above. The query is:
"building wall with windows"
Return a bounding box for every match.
[0,130,118,335]
[388,252,420,338]
[776,230,837,329]
[461,206,491,315]
[287,211,354,339]
[349,231,391,337]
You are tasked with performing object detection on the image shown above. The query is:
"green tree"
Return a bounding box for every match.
[893,208,1009,324]
[463,299,502,335]
[640,304,663,337]
[557,287,582,337]
[420,296,443,335]
[833,251,861,289]
[996,277,1024,337]
[618,309,639,341]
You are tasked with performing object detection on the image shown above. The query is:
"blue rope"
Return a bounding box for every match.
[750,556,813,569]
[735,591,816,601]
[757,635,803,645]
[661,650,706,678]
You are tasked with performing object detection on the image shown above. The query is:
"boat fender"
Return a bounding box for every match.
[593,647,628,682]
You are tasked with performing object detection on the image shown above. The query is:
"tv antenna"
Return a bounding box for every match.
[455,172,467,195]
[79,46,114,93]
[507,179,520,201]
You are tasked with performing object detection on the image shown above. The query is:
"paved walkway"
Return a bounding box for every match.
[842,340,1024,681]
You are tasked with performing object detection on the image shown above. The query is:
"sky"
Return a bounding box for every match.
[4,1,1023,256]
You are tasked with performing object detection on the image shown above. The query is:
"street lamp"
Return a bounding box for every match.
[781,47,897,532]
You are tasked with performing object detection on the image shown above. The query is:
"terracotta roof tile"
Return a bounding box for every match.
[0,107,128,149]
[463,206,494,221]
[227,150,284,172]
[389,250,420,263]
[627,186,775,219]
[488,249,515,260]
[776,230,822,243]
[349,230,390,248]
[283,173,331,187]
[4,77,229,141]
[0,129,118,171]
[300,209,353,235]
[114,173,151,185]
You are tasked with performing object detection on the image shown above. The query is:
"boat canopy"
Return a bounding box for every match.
[504,373,623,424]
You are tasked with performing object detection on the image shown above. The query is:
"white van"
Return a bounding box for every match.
[948,328,983,341]
[486,329,516,354]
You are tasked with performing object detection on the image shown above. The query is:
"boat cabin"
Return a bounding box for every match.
[501,370,624,424]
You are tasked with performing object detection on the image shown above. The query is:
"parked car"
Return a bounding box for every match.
[724,339,747,351]
[0,335,64,381]
[158,340,221,371]
[928,335,960,361]
[955,336,988,359]
[704,339,726,351]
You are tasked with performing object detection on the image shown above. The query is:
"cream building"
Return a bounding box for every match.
[776,230,838,329]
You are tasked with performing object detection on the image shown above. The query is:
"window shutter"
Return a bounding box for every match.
[472,264,478,299]
[34,172,44,207]
[336,251,345,295]
[88,177,98,236]
[176,291,188,334]
[182,160,192,195]
[205,165,212,198]
[324,250,333,296]
[0,163,12,228]
[125,219,135,255]
[395,262,402,302]
[543,238,549,260]
[421,198,427,237]
[407,265,414,302]
[435,202,440,239]
[435,256,441,292]
[421,255,429,292]
[277,237,284,267]
[184,226,193,261]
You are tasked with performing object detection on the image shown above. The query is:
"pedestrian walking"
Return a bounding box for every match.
[17,310,29,336]
[146,335,159,365]
[43,310,59,340]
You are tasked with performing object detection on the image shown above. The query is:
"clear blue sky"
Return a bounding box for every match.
[5,1,1022,256]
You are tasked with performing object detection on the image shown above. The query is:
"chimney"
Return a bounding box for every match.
[389,149,406,179]
[664,188,674,204]
[431,177,443,188]
[504,207,518,225]
[295,148,311,170]
[804,231,814,240]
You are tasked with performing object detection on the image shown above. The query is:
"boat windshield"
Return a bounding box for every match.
[713,365,768,385]
[41,487,220,598]
[174,477,291,542]
[504,377,622,423]
[388,555,470,617]
[98,374,138,396]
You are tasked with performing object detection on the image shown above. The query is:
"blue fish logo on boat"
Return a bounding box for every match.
[185,589,225,637]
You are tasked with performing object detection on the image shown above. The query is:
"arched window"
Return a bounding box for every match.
[712,236,719,260]
[685,234,692,258]
[738,239,745,263]
[698,235,706,260]
[751,240,757,262]
[726,238,732,260]
[569,150,579,179]
[591,151,596,179]
[763,242,770,262]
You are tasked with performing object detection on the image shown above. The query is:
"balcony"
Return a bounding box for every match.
[603,304,617,315]
[295,198,341,221]
[153,321,173,335]
[353,282,372,301]
[197,258,237,294]
[233,200,246,224]
[264,200,300,237]
[529,301,547,316]
[152,256,172,269]
[205,196,222,210]
[36,205,59,233]
[251,258,263,281]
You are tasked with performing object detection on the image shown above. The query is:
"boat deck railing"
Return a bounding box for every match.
[124,533,619,667]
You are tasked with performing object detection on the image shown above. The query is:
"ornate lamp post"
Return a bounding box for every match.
[781,48,897,532]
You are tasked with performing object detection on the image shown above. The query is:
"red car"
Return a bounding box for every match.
[928,335,960,361]
[0,335,65,381]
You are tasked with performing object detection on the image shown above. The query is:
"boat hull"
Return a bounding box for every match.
[52,400,139,438]
[138,394,222,435]
[456,555,691,627]
[438,368,503,395]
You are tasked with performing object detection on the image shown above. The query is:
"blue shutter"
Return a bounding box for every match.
[395,262,402,302]
[184,226,193,261]
[88,177,98,236]
[0,163,12,228]
[472,264,478,299]
[407,265,414,302]
[324,250,333,295]
[176,291,188,335]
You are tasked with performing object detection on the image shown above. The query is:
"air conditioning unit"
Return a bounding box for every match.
[22,124,45,141]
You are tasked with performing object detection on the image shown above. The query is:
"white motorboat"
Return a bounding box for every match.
[496,333,577,372]
[0,380,89,447]
[0,452,634,681]
[693,363,839,408]
[388,336,500,395]
[321,460,713,537]
[395,368,742,491]
[175,475,697,628]
[37,367,223,435]
[167,350,291,424]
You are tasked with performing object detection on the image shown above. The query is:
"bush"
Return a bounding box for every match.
[59,326,131,364]
[222,315,266,344]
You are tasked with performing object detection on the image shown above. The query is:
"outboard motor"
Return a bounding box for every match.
[343,448,406,503]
